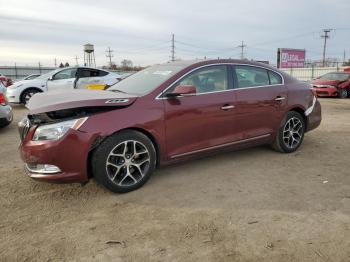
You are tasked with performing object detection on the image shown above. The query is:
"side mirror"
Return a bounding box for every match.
[166,85,197,98]
[48,75,53,81]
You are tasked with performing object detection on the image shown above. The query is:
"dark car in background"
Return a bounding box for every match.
[18,59,321,193]
[312,71,350,98]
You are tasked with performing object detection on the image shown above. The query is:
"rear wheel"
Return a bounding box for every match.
[272,111,305,153]
[92,130,156,193]
[337,88,348,98]
[20,89,41,104]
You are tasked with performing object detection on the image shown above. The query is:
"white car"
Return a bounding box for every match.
[6,67,121,104]
[23,74,41,80]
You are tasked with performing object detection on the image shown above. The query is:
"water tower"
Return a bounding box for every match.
[83,43,96,67]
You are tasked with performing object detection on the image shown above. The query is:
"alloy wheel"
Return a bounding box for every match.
[339,89,347,98]
[105,140,150,186]
[282,117,304,149]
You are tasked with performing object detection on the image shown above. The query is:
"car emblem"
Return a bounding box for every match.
[105,99,129,104]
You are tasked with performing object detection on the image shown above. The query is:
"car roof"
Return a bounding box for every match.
[165,59,277,71]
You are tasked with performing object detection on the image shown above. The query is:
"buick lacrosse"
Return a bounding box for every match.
[19,60,321,193]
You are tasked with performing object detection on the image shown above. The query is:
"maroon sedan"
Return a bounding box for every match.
[18,60,321,193]
[312,72,350,98]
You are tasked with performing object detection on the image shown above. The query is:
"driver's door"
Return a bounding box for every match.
[47,68,77,91]
[163,65,240,158]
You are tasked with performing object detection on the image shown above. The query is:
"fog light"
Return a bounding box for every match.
[25,164,61,174]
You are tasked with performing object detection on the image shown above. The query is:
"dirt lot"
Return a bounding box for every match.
[1,99,350,261]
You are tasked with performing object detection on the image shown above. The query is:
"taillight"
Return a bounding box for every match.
[0,93,6,105]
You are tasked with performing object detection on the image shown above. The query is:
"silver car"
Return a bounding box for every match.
[0,81,13,128]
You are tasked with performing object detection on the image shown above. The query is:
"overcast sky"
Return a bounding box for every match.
[0,0,349,67]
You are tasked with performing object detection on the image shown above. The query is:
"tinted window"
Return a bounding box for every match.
[171,65,228,94]
[268,71,282,85]
[98,70,109,76]
[53,68,77,80]
[79,69,108,78]
[235,66,269,88]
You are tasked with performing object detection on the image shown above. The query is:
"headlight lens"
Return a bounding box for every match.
[32,117,88,141]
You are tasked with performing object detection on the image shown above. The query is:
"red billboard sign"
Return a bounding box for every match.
[277,48,306,68]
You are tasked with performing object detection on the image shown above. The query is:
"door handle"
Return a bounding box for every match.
[275,96,286,101]
[221,104,235,110]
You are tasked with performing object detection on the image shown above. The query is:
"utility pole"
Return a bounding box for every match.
[321,29,332,67]
[238,40,246,59]
[106,47,114,68]
[171,34,175,62]
[343,49,346,64]
[74,56,79,66]
[54,58,57,67]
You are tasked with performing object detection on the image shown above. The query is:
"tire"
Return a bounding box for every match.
[92,130,156,193]
[272,111,305,153]
[337,88,348,99]
[20,88,41,105]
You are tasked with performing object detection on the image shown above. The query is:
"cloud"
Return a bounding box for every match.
[0,0,349,66]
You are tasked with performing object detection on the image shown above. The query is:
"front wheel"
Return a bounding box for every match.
[92,130,156,193]
[272,111,305,153]
[337,88,348,99]
[21,89,40,104]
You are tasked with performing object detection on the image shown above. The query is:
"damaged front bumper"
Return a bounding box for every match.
[18,116,97,184]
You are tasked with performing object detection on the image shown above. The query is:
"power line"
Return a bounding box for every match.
[171,34,175,62]
[238,41,246,59]
[74,55,79,66]
[106,47,114,68]
[321,29,333,67]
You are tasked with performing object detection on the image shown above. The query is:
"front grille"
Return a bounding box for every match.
[18,118,31,142]
[317,91,329,95]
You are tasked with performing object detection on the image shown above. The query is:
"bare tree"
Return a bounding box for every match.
[121,59,133,69]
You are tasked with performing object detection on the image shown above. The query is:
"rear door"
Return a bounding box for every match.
[162,65,240,158]
[232,65,287,139]
[47,68,77,91]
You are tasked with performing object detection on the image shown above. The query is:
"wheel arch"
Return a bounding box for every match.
[87,127,161,179]
[289,107,307,130]
[20,87,43,103]
[125,127,161,167]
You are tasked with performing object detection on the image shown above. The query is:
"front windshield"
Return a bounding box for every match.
[319,73,349,81]
[36,69,61,80]
[108,64,185,95]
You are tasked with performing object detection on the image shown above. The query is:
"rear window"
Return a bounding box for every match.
[268,71,282,85]
[235,66,269,88]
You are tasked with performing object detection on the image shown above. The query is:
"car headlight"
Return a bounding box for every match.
[32,117,88,141]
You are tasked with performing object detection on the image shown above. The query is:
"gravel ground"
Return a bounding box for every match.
[0,99,350,262]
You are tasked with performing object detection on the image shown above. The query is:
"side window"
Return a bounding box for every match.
[98,70,109,77]
[170,65,228,94]
[79,69,102,78]
[235,66,269,88]
[53,68,77,80]
[268,71,282,85]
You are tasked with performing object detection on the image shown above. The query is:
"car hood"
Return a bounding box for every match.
[312,79,340,86]
[12,78,47,87]
[27,89,138,114]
